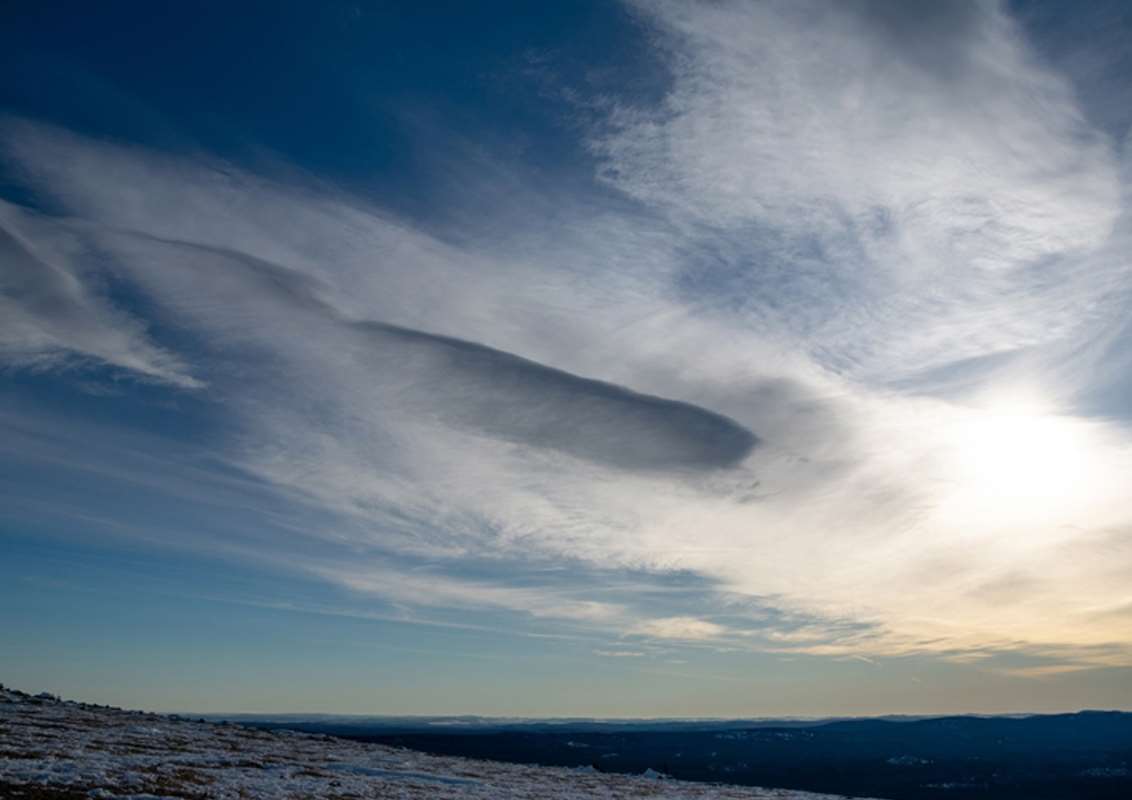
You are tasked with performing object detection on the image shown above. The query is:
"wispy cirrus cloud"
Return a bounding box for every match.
[0,201,202,387]
[4,0,1132,683]
[631,617,726,641]
[595,0,1122,383]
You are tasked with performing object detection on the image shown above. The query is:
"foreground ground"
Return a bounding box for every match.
[0,687,865,799]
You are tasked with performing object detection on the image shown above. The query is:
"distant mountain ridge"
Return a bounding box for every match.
[228,709,1132,800]
[212,708,1123,735]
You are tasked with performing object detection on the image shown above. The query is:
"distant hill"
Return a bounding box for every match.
[233,710,1132,800]
[0,685,867,799]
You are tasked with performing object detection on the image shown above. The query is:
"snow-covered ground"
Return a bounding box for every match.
[0,686,871,799]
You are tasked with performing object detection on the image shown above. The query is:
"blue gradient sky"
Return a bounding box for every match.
[3,0,1132,715]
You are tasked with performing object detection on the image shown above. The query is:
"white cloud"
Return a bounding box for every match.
[0,200,202,388]
[631,616,726,641]
[3,1,1132,672]
[323,565,624,624]
[596,0,1122,381]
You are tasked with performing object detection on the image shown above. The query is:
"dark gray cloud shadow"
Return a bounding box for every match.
[845,0,992,80]
[355,319,758,472]
[100,230,759,473]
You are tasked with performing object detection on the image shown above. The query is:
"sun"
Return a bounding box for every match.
[944,399,1095,525]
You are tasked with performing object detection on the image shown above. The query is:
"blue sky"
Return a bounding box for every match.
[3,0,1132,715]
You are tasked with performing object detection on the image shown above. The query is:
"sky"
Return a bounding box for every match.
[3,0,1132,717]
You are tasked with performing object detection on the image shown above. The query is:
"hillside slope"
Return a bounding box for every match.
[0,687,867,799]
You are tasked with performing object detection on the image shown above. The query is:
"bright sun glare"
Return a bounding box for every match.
[947,401,1094,524]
